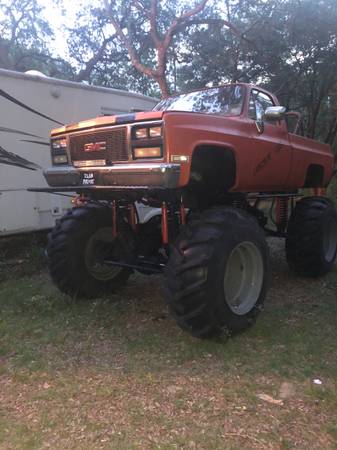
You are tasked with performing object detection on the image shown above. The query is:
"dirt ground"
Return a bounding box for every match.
[0,235,337,449]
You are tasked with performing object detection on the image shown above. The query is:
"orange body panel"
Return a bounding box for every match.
[50,83,334,193]
[162,111,333,191]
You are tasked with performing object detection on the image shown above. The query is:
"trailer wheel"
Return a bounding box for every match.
[286,196,337,277]
[165,207,270,338]
[47,204,133,298]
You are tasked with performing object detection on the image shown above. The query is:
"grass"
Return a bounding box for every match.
[1,234,337,449]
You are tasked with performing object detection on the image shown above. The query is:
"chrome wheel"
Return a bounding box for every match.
[224,241,264,315]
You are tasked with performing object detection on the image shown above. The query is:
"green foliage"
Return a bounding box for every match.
[66,3,156,94]
[0,0,336,146]
[259,0,337,143]
[0,0,73,77]
[175,0,337,145]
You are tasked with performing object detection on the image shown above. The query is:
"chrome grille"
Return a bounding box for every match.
[69,128,128,164]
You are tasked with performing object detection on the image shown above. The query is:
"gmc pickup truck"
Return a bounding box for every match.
[36,83,337,339]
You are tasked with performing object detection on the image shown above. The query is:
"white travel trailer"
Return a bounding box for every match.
[0,69,157,236]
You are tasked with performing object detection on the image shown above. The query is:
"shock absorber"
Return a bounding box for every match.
[128,203,137,231]
[161,202,169,245]
[112,200,117,238]
[179,198,186,226]
[275,197,289,233]
[161,201,185,246]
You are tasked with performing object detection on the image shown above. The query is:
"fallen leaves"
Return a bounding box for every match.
[279,381,296,400]
[256,393,284,406]
[166,385,183,395]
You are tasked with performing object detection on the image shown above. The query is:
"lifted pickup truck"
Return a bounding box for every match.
[36,83,337,338]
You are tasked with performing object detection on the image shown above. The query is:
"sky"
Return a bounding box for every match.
[39,0,220,59]
[39,0,90,59]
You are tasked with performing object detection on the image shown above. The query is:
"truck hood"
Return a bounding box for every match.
[51,111,164,136]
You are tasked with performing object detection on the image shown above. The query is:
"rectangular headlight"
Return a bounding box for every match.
[135,128,148,139]
[52,138,67,149]
[134,147,162,159]
[149,126,162,138]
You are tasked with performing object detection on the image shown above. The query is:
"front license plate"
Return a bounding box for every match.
[81,172,96,186]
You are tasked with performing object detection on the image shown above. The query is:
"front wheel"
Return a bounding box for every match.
[47,204,133,298]
[165,207,270,338]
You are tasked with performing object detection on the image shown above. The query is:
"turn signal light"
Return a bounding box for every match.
[133,147,162,159]
[52,154,68,164]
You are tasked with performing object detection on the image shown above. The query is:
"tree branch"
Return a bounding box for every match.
[148,0,161,47]
[163,0,210,52]
[75,35,116,82]
[103,0,155,78]
[179,0,209,21]
[103,0,245,98]
[174,18,255,46]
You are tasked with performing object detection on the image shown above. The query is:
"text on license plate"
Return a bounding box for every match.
[82,172,95,185]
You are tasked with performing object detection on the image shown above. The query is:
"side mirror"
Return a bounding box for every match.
[264,106,286,122]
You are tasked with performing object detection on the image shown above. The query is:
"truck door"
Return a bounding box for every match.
[247,89,292,190]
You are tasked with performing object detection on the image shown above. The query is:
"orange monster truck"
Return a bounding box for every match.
[32,83,337,338]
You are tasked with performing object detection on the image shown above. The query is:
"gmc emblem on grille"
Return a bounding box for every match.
[84,141,106,152]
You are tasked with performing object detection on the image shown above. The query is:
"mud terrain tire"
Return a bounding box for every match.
[47,203,132,298]
[165,207,270,338]
[286,196,337,277]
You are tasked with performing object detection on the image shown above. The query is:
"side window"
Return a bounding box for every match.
[248,91,257,119]
[248,90,275,121]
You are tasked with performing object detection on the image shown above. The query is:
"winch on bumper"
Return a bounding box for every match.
[43,163,181,189]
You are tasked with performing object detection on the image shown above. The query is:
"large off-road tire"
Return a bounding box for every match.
[165,207,270,338]
[47,203,133,298]
[286,196,337,277]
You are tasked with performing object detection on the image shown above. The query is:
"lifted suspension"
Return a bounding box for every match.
[112,200,117,238]
[161,201,169,245]
[275,197,289,233]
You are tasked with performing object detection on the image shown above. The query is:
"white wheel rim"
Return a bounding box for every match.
[224,241,264,315]
[323,217,337,263]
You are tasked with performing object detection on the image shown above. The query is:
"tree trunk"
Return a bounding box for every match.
[155,75,170,98]
[325,116,337,146]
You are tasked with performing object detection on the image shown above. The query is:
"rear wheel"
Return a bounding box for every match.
[47,203,133,298]
[165,207,270,338]
[286,196,337,277]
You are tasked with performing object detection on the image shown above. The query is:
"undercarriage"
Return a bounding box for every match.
[31,184,337,338]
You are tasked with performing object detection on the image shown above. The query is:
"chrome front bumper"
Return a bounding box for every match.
[43,163,181,189]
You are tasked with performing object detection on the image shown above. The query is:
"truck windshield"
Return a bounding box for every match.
[153,85,244,116]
